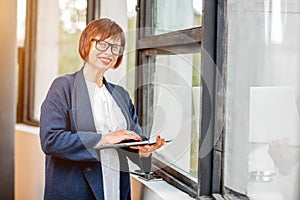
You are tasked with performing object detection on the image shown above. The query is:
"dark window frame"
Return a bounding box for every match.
[134,0,226,198]
[17,0,38,126]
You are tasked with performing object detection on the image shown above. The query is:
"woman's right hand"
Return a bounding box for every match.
[98,129,142,145]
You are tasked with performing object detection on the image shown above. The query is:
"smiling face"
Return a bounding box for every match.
[78,18,125,70]
[79,18,125,84]
[86,37,121,73]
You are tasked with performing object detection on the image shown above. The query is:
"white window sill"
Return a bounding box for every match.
[130,174,195,200]
[15,123,39,135]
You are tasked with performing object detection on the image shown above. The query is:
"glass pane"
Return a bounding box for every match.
[225,0,300,199]
[149,53,201,179]
[17,0,26,47]
[33,0,87,120]
[125,0,137,99]
[33,0,137,121]
[57,0,87,75]
[154,0,202,35]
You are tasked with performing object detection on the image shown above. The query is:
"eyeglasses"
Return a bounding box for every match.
[92,39,124,56]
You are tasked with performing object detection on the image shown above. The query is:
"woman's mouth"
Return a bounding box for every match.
[98,56,112,65]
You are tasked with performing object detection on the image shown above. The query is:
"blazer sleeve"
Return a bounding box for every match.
[39,77,101,161]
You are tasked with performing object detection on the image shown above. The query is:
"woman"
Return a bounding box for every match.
[40,18,164,200]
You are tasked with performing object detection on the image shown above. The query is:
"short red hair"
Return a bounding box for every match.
[78,18,125,69]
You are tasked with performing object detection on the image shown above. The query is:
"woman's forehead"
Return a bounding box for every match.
[96,35,121,43]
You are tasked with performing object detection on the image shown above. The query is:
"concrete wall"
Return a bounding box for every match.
[0,0,17,199]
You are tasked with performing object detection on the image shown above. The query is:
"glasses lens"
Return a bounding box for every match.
[96,41,109,51]
[111,45,123,56]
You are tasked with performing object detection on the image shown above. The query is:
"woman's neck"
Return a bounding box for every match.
[83,63,105,88]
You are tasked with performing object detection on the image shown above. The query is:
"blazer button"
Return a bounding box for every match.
[85,167,92,173]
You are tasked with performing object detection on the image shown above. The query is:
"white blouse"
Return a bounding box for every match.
[86,80,127,200]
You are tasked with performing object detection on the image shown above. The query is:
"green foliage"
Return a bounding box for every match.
[58,25,82,75]
[57,0,86,75]
[192,53,201,87]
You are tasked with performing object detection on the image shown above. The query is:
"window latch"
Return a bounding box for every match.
[131,170,162,181]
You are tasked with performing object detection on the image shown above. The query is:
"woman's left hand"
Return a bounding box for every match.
[130,135,165,157]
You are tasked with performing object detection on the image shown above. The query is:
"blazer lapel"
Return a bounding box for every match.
[72,68,97,132]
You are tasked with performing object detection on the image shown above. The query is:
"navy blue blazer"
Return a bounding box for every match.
[40,68,151,200]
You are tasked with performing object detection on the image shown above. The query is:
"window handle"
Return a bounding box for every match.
[130,170,162,181]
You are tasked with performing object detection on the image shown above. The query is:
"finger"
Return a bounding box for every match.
[156,135,165,145]
[131,145,150,152]
[123,130,138,135]
[153,136,162,145]
[123,130,142,140]
[151,138,165,151]
[125,135,142,141]
[142,145,151,151]
[130,146,149,152]
[129,146,140,149]
[134,145,150,151]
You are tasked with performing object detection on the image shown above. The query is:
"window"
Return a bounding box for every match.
[17,0,88,124]
[224,0,300,199]
[148,53,201,177]
[153,0,202,35]
[17,0,136,124]
[135,0,224,198]
[17,0,26,47]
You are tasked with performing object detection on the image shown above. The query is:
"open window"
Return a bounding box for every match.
[17,0,90,125]
[134,0,225,198]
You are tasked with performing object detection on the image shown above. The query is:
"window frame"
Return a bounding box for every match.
[134,0,226,198]
[17,0,38,126]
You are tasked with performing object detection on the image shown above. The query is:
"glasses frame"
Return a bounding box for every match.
[92,39,124,56]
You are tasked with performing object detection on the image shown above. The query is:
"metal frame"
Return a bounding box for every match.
[135,0,154,134]
[198,0,218,196]
[87,0,101,23]
[199,0,227,197]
